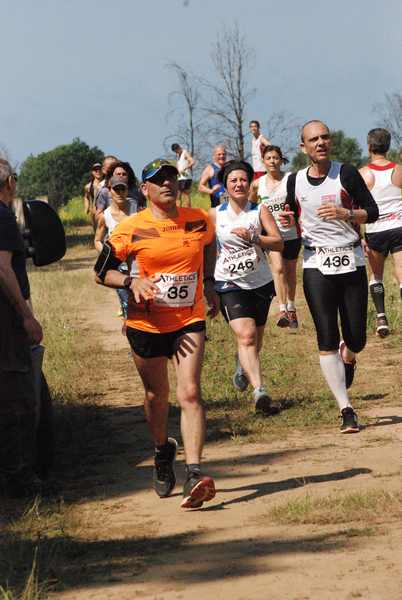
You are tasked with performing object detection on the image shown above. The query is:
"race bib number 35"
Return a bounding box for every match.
[316,246,356,275]
[154,272,197,307]
[223,247,258,280]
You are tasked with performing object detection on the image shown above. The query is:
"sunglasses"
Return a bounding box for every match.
[148,171,178,186]
[112,185,127,192]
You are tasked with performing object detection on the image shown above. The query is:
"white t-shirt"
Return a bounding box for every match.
[258,173,299,242]
[214,201,273,289]
[251,135,266,173]
[177,150,192,181]
[104,204,138,275]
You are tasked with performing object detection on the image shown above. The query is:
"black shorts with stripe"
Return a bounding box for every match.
[126,321,205,359]
[217,281,275,327]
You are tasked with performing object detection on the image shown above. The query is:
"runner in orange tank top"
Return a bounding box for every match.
[109,204,214,333]
[95,158,219,509]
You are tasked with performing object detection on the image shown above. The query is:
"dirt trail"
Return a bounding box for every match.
[57,265,402,600]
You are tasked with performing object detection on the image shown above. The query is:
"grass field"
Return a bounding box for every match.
[0,194,400,599]
[267,489,402,526]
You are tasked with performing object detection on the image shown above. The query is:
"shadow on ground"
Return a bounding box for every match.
[47,399,320,504]
[0,525,353,596]
[364,415,402,428]
[206,467,372,509]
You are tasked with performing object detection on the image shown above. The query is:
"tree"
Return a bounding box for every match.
[202,23,255,159]
[265,110,301,157]
[387,148,402,163]
[290,151,309,171]
[291,130,363,170]
[330,130,363,166]
[373,92,402,148]
[164,62,208,172]
[165,62,201,158]
[18,138,104,209]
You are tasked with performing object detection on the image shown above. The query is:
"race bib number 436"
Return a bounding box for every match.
[154,272,197,307]
[316,246,356,275]
[223,247,258,280]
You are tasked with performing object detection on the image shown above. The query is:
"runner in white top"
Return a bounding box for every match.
[94,175,138,318]
[209,159,283,414]
[250,145,302,329]
[171,143,195,207]
[279,120,379,434]
[249,120,271,180]
[359,128,402,337]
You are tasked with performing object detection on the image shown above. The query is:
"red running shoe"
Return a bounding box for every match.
[181,474,216,509]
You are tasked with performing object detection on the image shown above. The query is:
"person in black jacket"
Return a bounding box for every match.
[0,158,43,497]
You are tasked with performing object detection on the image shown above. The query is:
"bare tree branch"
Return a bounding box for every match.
[165,62,207,167]
[201,23,256,159]
[265,110,302,157]
[373,92,402,147]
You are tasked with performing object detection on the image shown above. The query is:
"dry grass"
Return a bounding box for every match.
[29,264,98,402]
[0,213,111,598]
[0,497,92,599]
[268,489,402,525]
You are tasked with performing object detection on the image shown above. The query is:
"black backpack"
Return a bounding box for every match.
[23,200,66,266]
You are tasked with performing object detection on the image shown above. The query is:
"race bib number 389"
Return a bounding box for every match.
[154,272,197,307]
[316,246,356,275]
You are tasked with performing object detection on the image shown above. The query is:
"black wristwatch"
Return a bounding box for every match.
[123,276,133,289]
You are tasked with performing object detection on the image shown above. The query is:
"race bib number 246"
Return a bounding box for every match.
[223,247,258,280]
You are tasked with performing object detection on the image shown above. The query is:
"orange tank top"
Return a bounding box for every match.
[109,207,214,333]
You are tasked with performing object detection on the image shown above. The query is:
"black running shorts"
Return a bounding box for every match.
[126,321,206,359]
[282,238,302,260]
[365,226,402,257]
[218,281,275,326]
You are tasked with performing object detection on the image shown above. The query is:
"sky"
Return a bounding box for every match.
[1,0,401,175]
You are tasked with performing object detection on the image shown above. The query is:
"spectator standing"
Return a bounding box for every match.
[0,159,43,497]
[249,120,271,180]
[171,143,195,207]
[84,162,103,230]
